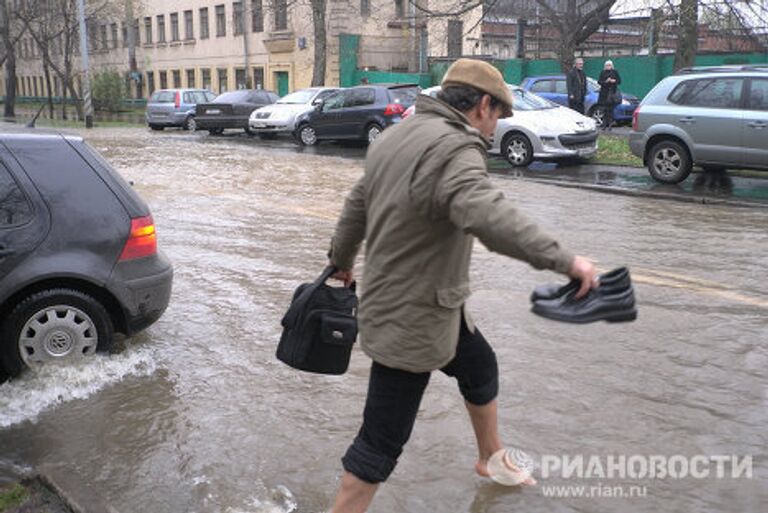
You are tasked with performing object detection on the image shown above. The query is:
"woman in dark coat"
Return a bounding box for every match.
[597,60,622,129]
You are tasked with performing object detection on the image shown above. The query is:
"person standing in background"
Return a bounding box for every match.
[597,60,622,130]
[566,57,587,114]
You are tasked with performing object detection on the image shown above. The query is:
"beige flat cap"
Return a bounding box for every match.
[441,58,513,117]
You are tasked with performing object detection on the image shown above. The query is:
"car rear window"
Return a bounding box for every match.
[150,91,175,103]
[214,90,250,103]
[0,160,32,227]
[669,78,744,108]
[389,86,420,105]
[529,80,551,93]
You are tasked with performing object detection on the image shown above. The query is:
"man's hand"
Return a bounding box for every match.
[568,256,598,299]
[330,267,354,287]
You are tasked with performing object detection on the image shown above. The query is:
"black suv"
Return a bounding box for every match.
[294,84,420,145]
[0,132,173,379]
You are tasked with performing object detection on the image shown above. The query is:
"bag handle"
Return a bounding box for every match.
[281,266,354,328]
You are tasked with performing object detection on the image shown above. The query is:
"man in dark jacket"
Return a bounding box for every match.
[328,59,598,513]
[567,57,587,114]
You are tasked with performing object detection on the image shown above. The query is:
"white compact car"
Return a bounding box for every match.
[248,87,340,138]
[414,85,598,167]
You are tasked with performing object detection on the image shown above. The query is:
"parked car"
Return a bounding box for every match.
[520,75,640,126]
[0,131,173,378]
[629,65,768,184]
[294,84,420,145]
[145,88,216,131]
[408,85,598,166]
[196,89,280,135]
[248,87,341,139]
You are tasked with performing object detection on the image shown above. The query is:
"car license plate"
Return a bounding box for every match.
[206,109,221,115]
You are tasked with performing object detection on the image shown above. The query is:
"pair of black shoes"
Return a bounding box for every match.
[530,267,637,324]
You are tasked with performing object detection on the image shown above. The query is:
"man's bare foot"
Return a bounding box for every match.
[476,450,537,486]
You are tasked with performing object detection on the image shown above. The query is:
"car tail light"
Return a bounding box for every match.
[119,216,157,261]
[174,91,181,109]
[384,103,405,116]
[632,107,640,131]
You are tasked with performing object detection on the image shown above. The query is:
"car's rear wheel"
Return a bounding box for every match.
[149,124,164,131]
[184,116,197,131]
[0,289,114,378]
[297,124,318,146]
[208,128,224,136]
[648,140,692,184]
[366,124,382,144]
[502,133,533,167]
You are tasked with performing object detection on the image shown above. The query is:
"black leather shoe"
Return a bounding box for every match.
[530,267,631,302]
[531,284,637,324]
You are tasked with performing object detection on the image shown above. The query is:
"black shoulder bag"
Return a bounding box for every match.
[276,266,358,375]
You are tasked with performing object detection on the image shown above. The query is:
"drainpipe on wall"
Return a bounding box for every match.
[242,3,251,88]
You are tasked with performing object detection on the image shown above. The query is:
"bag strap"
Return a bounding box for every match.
[282,266,342,328]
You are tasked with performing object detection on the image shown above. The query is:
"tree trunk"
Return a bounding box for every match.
[674,0,698,72]
[310,0,327,86]
[0,0,16,118]
[43,56,54,118]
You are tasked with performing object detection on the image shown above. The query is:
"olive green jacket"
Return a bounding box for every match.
[330,96,574,372]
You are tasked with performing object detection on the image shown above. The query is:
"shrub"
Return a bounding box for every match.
[91,70,126,112]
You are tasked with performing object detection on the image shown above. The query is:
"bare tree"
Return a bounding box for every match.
[673,0,698,71]
[0,0,21,118]
[310,0,326,85]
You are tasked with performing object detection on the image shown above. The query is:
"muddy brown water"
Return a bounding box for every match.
[1,128,766,513]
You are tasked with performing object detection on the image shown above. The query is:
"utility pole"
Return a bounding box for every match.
[242,2,251,88]
[126,0,138,97]
[76,0,93,127]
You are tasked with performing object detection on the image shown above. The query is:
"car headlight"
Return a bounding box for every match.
[622,99,630,106]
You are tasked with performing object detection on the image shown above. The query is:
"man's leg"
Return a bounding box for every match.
[331,472,378,513]
[333,362,430,513]
[465,398,503,476]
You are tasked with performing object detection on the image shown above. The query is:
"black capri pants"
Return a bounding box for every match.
[341,317,499,484]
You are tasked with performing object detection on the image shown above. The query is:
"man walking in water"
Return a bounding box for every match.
[328,58,597,513]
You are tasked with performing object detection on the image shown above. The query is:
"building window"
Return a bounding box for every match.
[252,67,264,89]
[172,70,181,88]
[361,0,370,17]
[144,17,152,44]
[111,23,118,48]
[157,15,166,43]
[274,0,287,30]
[186,69,196,88]
[217,68,228,93]
[159,70,168,89]
[133,19,140,46]
[170,13,180,41]
[394,0,404,18]
[233,2,244,36]
[236,68,247,89]
[251,0,263,32]
[200,8,209,39]
[184,10,194,39]
[202,68,212,90]
[100,24,108,50]
[215,5,226,37]
[121,23,128,47]
[447,19,463,57]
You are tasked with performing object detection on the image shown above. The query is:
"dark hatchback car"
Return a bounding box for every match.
[294,84,420,145]
[196,89,280,135]
[0,132,173,379]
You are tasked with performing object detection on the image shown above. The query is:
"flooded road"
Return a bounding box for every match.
[1,127,767,513]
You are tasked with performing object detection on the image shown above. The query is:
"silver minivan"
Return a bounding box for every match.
[145,88,216,131]
[630,66,768,184]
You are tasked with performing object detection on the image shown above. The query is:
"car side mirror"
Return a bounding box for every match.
[313,99,324,110]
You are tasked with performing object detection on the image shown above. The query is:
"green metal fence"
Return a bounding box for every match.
[339,33,767,99]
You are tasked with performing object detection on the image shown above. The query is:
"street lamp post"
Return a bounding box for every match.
[76,0,94,128]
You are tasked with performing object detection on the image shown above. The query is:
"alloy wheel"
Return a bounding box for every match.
[300,125,317,145]
[19,305,98,367]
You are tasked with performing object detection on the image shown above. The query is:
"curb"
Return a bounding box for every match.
[38,465,121,513]
[493,173,768,209]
